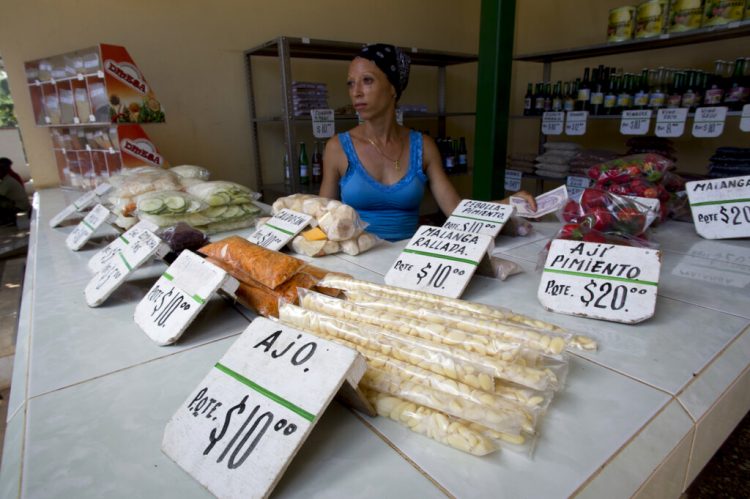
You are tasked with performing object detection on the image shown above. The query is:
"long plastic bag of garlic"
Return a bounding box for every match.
[318,275,598,352]
[363,388,498,456]
[299,291,568,390]
[297,291,565,392]
[278,303,530,435]
[280,299,496,391]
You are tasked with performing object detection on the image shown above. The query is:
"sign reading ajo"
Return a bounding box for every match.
[50,183,113,228]
[88,219,159,273]
[385,225,493,299]
[134,250,239,345]
[85,229,168,307]
[247,209,313,251]
[685,175,750,239]
[162,317,367,499]
[442,199,514,238]
[538,239,661,324]
[65,203,113,251]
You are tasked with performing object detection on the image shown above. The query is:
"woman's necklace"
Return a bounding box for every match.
[366,136,403,171]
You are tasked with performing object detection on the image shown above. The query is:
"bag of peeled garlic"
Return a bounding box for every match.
[270,194,381,257]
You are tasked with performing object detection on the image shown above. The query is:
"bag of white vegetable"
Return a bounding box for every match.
[169,164,211,181]
[187,180,260,206]
[272,194,370,243]
[107,167,183,227]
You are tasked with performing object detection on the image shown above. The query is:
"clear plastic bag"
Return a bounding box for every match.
[272,194,368,242]
[135,190,205,217]
[187,181,260,206]
[169,164,211,180]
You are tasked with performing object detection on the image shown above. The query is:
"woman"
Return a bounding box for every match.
[319,43,535,242]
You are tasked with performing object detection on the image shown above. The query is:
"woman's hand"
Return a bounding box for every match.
[497,190,537,213]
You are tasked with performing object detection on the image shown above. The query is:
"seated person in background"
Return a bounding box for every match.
[319,43,535,242]
[0,157,31,225]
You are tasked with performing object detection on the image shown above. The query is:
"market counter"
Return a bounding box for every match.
[1,188,749,498]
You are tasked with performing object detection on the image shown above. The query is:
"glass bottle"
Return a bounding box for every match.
[603,74,617,115]
[681,70,697,110]
[523,83,533,116]
[616,74,633,113]
[457,137,468,173]
[563,81,576,112]
[444,136,456,172]
[533,83,545,115]
[551,81,563,112]
[704,60,726,106]
[298,142,309,186]
[666,72,683,109]
[311,141,323,184]
[648,68,666,110]
[543,82,552,112]
[590,68,604,116]
[723,58,747,110]
[576,67,591,111]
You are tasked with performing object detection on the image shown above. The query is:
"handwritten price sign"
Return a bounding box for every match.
[686,175,750,239]
[65,203,112,251]
[50,183,112,227]
[247,209,312,251]
[88,220,159,273]
[655,108,688,138]
[85,228,165,307]
[504,169,522,192]
[442,199,513,238]
[134,251,238,345]
[385,225,492,298]
[542,111,565,136]
[692,106,727,138]
[310,109,335,139]
[565,111,588,136]
[538,239,661,323]
[620,109,652,135]
[162,317,367,499]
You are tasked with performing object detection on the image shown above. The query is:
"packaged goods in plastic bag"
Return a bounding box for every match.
[273,194,368,242]
[364,389,498,456]
[157,222,209,262]
[560,187,658,237]
[169,164,211,181]
[187,181,260,206]
[587,153,673,185]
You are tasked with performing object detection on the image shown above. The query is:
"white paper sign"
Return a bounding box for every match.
[741,104,750,133]
[565,111,588,136]
[504,169,522,192]
[692,106,727,138]
[85,229,165,307]
[384,225,492,298]
[566,176,591,200]
[88,219,159,273]
[510,184,569,218]
[538,239,661,323]
[134,251,239,345]
[672,240,750,288]
[247,209,313,251]
[65,204,112,251]
[542,111,565,136]
[655,108,688,137]
[442,199,514,238]
[49,183,112,228]
[620,109,652,135]
[686,175,750,239]
[310,109,335,138]
[162,317,367,499]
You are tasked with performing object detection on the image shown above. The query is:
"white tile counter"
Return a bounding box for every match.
[2,189,749,498]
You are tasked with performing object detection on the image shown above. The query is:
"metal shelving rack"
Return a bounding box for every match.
[243,36,477,200]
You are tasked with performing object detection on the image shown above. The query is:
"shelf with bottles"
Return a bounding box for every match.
[24,44,165,127]
[514,21,750,64]
[50,124,170,190]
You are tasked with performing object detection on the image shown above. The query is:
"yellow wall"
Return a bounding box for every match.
[511,0,749,181]
[0,0,480,190]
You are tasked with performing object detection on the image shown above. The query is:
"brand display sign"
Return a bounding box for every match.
[692,106,727,138]
[510,184,568,218]
[85,229,167,307]
[542,111,565,135]
[247,209,313,251]
[162,317,367,499]
[538,239,661,323]
[134,251,239,345]
[565,111,588,136]
[686,175,750,239]
[310,109,335,138]
[384,225,492,299]
[50,183,113,228]
[655,108,688,137]
[442,200,513,238]
[504,169,522,192]
[741,104,750,133]
[116,124,170,168]
[620,109,652,135]
[65,204,113,251]
[88,219,159,273]
[566,176,591,200]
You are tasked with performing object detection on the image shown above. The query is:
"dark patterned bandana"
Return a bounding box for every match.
[357,43,411,100]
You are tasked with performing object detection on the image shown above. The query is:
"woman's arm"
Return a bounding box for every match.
[422,135,461,216]
[319,136,347,200]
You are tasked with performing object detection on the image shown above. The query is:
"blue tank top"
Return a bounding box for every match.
[339,130,428,242]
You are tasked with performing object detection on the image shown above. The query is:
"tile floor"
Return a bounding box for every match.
[0,222,747,496]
